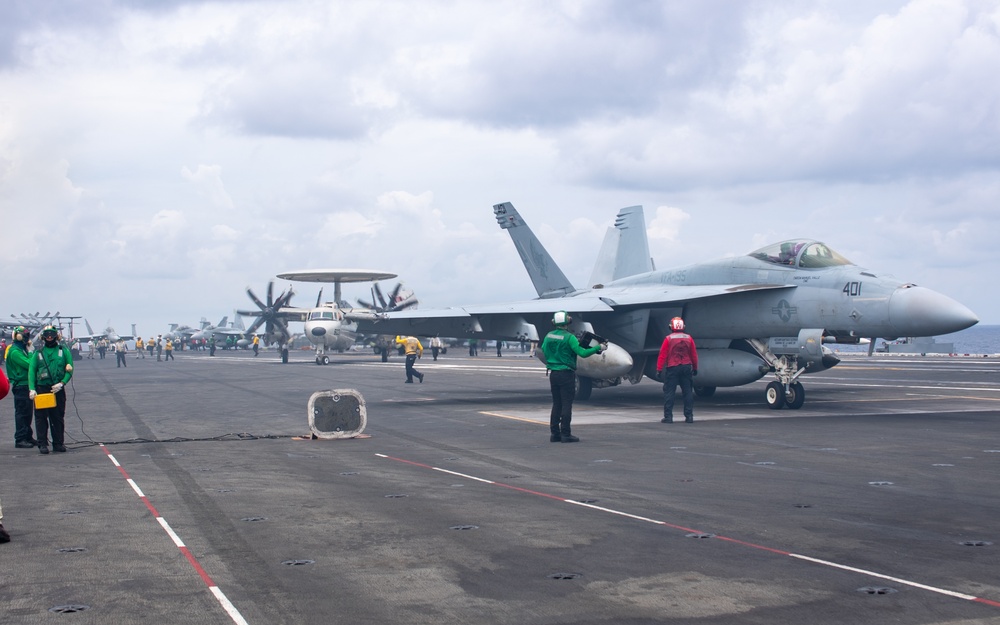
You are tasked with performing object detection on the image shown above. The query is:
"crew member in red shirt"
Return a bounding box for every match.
[656,316,699,423]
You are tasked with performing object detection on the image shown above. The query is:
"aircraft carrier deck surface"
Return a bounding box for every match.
[2,348,1000,624]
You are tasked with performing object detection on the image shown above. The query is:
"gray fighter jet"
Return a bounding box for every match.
[349,203,978,409]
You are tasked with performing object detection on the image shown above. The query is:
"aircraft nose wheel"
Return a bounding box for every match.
[316,355,330,365]
[785,382,805,409]
[765,381,805,409]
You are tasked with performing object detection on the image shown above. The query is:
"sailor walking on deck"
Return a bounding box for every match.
[397,336,424,383]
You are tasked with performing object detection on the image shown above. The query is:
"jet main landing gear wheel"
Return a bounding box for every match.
[765,381,786,409]
[785,381,805,409]
[694,386,716,397]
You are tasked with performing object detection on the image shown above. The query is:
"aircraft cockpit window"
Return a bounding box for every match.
[749,240,853,268]
[797,242,852,268]
[308,311,337,321]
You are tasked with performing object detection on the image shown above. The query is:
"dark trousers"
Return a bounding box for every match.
[549,369,576,436]
[663,364,694,420]
[13,386,34,443]
[34,386,66,447]
[431,347,439,360]
[117,352,127,367]
[405,354,421,382]
[165,350,174,361]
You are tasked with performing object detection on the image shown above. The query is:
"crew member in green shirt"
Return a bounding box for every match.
[540,311,603,443]
[5,326,36,448]
[28,326,74,454]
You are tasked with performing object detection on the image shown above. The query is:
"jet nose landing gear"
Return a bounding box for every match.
[315,345,330,365]
[765,381,805,410]
[748,334,824,410]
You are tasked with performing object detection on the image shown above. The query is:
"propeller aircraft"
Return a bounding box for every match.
[239,270,416,365]
[348,202,978,409]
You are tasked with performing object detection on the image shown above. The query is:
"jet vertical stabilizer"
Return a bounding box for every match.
[588,206,653,286]
[493,202,575,298]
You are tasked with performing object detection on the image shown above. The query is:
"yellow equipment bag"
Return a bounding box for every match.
[34,392,56,409]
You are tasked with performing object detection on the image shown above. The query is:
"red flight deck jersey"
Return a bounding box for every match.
[656,332,699,372]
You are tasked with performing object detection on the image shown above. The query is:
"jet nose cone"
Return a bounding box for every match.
[889,286,979,336]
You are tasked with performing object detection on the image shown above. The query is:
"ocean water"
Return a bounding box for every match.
[945,324,1000,354]
[832,324,1000,355]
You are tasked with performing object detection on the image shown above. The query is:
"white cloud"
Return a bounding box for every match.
[181,164,235,210]
[0,0,996,331]
[647,206,691,242]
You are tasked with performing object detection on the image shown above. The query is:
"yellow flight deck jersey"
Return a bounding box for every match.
[396,336,423,357]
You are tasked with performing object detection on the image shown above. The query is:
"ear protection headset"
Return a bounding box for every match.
[13,326,27,342]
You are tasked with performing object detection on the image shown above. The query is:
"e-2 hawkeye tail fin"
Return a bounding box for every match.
[588,205,654,286]
[493,202,575,298]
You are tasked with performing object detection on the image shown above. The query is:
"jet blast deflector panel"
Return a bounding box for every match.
[308,389,367,439]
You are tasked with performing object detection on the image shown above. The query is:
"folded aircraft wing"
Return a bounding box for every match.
[277,307,311,323]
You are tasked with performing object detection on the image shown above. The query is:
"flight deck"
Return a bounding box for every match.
[2,349,1000,624]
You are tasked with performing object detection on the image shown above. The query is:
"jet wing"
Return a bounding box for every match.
[347,284,793,338]
[596,283,794,308]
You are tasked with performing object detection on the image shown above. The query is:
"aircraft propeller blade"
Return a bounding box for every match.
[245,316,266,335]
[274,287,295,310]
[243,281,298,346]
[373,283,388,310]
[355,282,417,313]
[391,295,419,311]
[388,283,403,304]
[246,286,268,312]
[315,288,324,308]
[868,338,877,357]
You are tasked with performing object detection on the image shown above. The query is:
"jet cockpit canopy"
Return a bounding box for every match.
[749,239,854,269]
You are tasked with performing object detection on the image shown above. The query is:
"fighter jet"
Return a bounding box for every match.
[76,320,136,343]
[348,202,978,409]
[188,316,248,346]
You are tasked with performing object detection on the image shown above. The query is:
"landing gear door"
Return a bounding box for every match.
[768,329,824,358]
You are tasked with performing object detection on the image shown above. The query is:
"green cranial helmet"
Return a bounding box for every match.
[41,325,59,339]
[13,326,28,341]
[552,311,572,326]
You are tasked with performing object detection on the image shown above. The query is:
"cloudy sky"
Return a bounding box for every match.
[2,0,998,339]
